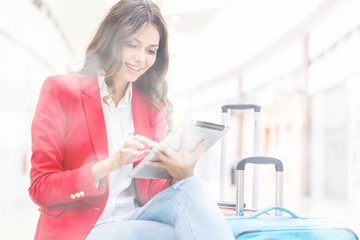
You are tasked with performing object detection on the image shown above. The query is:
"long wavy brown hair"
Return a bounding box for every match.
[78,0,172,130]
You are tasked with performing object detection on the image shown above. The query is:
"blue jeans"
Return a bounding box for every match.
[86,177,234,240]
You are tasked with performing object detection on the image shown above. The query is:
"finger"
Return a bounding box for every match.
[125,135,158,150]
[193,139,207,156]
[158,142,176,156]
[147,160,166,169]
[134,135,158,148]
[124,137,146,149]
[121,148,151,164]
[135,149,152,159]
[153,148,171,164]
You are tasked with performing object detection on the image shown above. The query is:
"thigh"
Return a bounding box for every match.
[133,177,220,221]
[86,220,176,240]
[131,177,234,240]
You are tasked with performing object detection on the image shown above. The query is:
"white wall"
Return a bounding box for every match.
[0,2,75,238]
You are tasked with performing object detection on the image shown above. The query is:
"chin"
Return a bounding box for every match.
[123,74,138,83]
[128,77,139,83]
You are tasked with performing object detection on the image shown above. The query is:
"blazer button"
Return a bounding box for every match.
[70,194,76,200]
[75,193,80,198]
[79,191,85,197]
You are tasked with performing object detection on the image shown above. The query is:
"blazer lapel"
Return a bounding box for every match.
[81,77,108,161]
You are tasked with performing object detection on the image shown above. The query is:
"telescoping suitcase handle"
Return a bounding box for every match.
[236,157,284,216]
[220,104,262,206]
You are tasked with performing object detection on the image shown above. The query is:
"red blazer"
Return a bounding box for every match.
[29,74,170,240]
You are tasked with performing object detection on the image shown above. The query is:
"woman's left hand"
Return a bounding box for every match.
[148,134,207,181]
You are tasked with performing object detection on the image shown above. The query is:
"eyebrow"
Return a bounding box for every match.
[133,38,159,48]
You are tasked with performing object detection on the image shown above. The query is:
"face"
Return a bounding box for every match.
[115,23,160,83]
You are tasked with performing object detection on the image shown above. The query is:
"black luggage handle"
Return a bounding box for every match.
[222,104,261,113]
[236,156,284,216]
[237,157,284,172]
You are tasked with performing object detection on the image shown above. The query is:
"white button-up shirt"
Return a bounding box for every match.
[95,75,137,225]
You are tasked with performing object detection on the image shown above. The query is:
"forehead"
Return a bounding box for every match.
[130,23,160,45]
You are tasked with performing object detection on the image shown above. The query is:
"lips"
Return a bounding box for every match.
[125,63,142,73]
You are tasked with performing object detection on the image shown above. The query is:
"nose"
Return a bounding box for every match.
[134,49,146,63]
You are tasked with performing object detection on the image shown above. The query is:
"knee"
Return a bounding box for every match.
[154,176,214,205]
[171,176,214,204]
[171,176,204,190]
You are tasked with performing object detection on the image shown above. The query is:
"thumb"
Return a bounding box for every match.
[193,139,207,157]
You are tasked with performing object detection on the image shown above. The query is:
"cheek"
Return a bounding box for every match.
[121,48,131,60]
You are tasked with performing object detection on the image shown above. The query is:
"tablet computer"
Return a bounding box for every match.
[129,120,230,179]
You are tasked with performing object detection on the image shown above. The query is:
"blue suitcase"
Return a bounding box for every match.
[227,205,358,239]
[227,156,359,240]
[219,104,358,239]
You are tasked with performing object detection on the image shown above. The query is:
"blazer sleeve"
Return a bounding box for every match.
[29,77,105,208]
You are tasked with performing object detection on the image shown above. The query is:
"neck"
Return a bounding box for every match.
[111,80,129,106]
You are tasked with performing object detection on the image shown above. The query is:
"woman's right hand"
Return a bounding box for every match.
[106,135,158,171]
[92,135,158,182]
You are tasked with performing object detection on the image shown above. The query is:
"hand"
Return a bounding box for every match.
[106,135,158,171]
[149,134,207,181]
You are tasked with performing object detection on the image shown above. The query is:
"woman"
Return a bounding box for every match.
[29,0,234,239]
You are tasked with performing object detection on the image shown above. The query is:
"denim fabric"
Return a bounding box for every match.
[86,176,234,240]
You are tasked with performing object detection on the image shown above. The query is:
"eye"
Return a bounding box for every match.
[126,43,137,48]
[148,49,158,55]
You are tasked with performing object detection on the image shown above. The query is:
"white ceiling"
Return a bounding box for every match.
[37,0,329,92]
[40,0,230,60]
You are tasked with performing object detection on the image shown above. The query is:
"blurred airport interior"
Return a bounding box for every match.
[1,0,360,238]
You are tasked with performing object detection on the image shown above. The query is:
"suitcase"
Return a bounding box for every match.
[228,156,358,239]
[218,104,359,239]
[227,205,359,239]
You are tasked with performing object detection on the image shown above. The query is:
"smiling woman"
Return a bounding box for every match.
[28,0,234,239]
[79,0,170,113]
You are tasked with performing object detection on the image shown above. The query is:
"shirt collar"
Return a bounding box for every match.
[97,73,132,106]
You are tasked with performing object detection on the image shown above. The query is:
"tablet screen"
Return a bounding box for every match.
[129,120,230,179]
